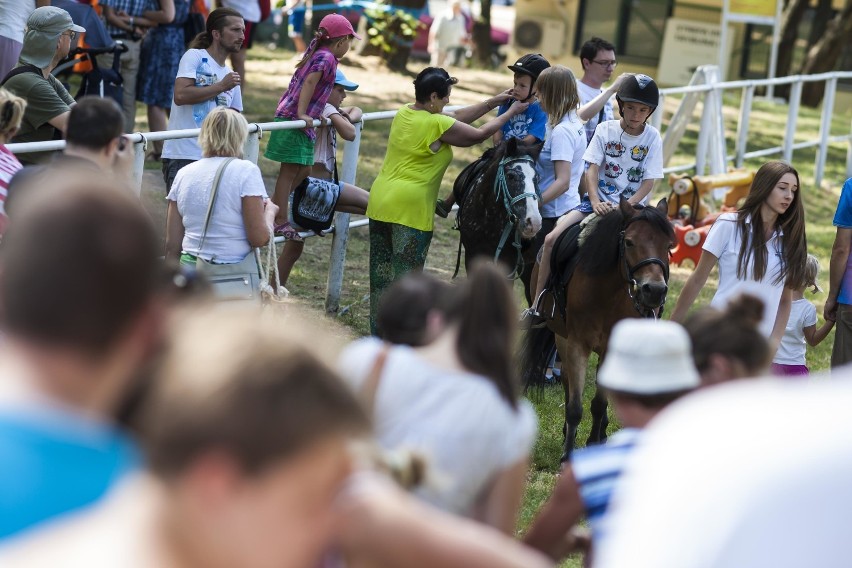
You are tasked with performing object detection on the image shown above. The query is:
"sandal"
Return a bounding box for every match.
[274,222,304,242]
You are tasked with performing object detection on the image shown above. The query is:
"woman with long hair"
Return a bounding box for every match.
[672,160,808,347]
[165,107,277,267]
[339,261,537,534]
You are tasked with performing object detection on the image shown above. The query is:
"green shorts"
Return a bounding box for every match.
[264,118,315,165]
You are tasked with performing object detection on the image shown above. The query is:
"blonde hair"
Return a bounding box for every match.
[804,253,822,293]
[535,65,579,127]
[0,88,26,140]
[199,107,248,158]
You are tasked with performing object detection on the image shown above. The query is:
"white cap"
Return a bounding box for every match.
[598,319,700,395]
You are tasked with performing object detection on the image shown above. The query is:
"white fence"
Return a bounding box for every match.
[8,67,852,313]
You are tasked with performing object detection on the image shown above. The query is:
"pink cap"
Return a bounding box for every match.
[318,13,361,40]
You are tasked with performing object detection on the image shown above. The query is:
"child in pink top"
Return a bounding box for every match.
[264,13,359,242]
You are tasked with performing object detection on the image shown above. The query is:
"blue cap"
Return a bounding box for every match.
[335,69,358,91]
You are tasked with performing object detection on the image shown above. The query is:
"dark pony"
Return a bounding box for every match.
[455,138,542,292]
[522,198,675,463]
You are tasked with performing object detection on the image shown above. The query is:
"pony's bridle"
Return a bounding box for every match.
[493,155,539,279]
[618,220,670,319]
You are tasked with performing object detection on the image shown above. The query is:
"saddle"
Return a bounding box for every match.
[452,147,496,220]
[543,222,584,319]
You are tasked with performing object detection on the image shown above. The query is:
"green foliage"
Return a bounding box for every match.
[364,3,422,55]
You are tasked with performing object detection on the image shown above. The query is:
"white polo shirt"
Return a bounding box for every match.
[703,212,785,337]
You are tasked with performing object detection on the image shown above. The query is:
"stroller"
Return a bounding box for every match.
[51,0,128,105]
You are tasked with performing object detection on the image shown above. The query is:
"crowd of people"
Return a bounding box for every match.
[1,3,852,567]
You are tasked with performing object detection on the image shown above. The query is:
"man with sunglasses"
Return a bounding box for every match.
[1,6,84,164]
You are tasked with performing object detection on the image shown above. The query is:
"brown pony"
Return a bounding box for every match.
[522,198,674,463]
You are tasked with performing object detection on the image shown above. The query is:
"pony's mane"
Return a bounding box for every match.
[576,203,674,276]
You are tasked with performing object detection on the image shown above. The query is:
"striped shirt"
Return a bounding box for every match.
[571,427,641,542]
[0,145,22,235]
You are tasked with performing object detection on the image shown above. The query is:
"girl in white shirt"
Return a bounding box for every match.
[339,261,537,534]
[672,160,809,349]
[771,254,835,376]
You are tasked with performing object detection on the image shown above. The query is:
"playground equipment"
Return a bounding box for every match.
[668,169,754,268]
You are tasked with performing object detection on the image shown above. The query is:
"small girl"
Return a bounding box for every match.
[771,254,835,376]
[265,13,359,241]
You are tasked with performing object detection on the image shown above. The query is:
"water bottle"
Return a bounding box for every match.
[192,57,216,127]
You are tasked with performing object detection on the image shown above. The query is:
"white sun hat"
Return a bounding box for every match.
[598,319,700,395]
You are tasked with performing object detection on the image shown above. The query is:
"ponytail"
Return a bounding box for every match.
[189,7,242,50]
[295,27,353,69]
[445,260,520,408]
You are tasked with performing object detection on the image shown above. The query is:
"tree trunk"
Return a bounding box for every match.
[807,0,835,47]
[472,0,492,67]
[774,0,809,99]
[800,0,852,107]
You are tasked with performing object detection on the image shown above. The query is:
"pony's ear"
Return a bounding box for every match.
[505,136,519,155]
[618,196,634,218]
[519,141,543,161]
[656,197,668,215]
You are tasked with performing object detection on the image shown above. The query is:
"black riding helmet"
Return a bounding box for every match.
[616,74,660,117]
[507,53,551,99]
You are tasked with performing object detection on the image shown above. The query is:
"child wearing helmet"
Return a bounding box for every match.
[436,53,549,218]
[523,74,664,322]
[493,53,550,146]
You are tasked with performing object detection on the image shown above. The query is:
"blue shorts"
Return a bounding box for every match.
[288,8,305,37]
[575,195,594,214]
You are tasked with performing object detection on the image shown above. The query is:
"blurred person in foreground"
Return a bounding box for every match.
[595,369,852,568]
[0,307,553,568]
[523,319,699,564]
[0,173,161,539]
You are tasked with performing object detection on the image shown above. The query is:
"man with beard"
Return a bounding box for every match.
[2,6,85,164]
[161,7,245,191]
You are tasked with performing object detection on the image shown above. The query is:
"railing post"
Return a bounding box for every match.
[131,134,147,197]
[736,84,754,168]
[325,122,362,314]
[651,92,664,132]
[847,117,852,179]
[783,80,802,162]
[815,77,837,188]
[244,124,261,165]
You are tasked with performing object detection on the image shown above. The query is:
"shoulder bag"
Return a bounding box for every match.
[194,158,263,302]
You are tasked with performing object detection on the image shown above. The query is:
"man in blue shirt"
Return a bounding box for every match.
[522,319,699,563]
[825,177,852,368]
[0,173,160,539]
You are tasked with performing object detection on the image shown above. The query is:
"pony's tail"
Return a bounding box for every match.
[520,325,556,397]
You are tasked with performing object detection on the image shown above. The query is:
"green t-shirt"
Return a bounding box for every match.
[5,68,74,164]
[367,105,456,232]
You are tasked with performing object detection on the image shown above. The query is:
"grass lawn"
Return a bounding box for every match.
[135,46,852,568]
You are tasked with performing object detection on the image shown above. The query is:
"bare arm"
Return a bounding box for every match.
[296,71,321,126]
[539,160,571,205]
[36,0,50,6]
[804,319,835,347]
[627,178,656,206]
[48,111,70,135]
[440,101,527,147]
[577,73,632,121]
[340,105,362,124]
[242,196,274,248]
[492,129,505,146]
[448,90,511,124]
[165,201,185,263]
[329,112,356,141]
[523,466,586,561]
[770,287,793,353]
[825,227,852,321]
[173,75,240,106]
[474,460,529,535]
[336,476,553,568]
[670,250,719,323]
[586,163,616,216]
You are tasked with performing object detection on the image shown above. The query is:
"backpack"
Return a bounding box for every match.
[76,47,123,105]
[292,175,341,233]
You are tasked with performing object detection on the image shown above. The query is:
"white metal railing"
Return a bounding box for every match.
[7,70,852,313]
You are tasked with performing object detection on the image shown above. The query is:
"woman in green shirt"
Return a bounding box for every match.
[367,67,528,334]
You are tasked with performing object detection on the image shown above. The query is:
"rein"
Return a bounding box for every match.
[618,218,670,319]
[493,155,538,279]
